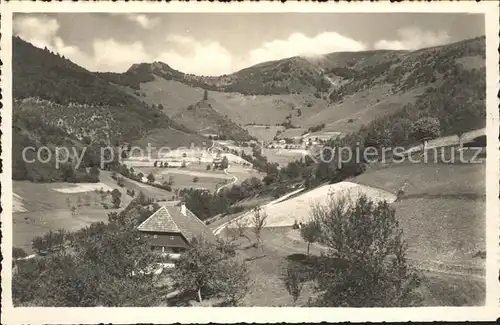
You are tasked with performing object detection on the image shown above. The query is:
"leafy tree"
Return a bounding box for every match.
[146,172,155,184]
[211,257,251,306]
[300,220,321,255]
[14,218,162,306]
[220,156,229,170]
[172,237,221,302]
[172,238,249,304]
[136,191,152,206]
[111,189,122,208]
[309,193,422,307]
[410,116,441,150]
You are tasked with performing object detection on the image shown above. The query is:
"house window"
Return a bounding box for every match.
[170,236,175,240]
[153,235,158,239]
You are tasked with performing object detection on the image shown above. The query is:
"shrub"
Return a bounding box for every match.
[309,193,422,307]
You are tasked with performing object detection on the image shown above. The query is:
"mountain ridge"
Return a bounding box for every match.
[104,35,485,137]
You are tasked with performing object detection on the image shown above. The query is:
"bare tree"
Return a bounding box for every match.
[251,207,267,249]
[233,217,251,243]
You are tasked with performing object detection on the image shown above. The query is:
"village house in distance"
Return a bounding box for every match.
[137,201,216,254]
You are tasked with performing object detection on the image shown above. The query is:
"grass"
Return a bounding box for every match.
[218,226,484,306]
[212,157,486,306]
[14,208,111,253]
[13,179,129,253]
[245,125,285,142]
[132,164,263,193]
[261,148,306,166]
[392,197,485,266]
[354,162,485,197]
[133,126,208,149]
[219,227,317,306]
[355,161,485,266]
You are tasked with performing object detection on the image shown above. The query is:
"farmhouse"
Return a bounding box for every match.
[137,201,216,254]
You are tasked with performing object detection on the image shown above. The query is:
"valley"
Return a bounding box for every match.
[11,32,488,308]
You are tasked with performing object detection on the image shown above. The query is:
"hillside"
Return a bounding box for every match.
[172,99,254,141]
[12,37,209,182]
[100,36,485,140]
[13,37,202,145]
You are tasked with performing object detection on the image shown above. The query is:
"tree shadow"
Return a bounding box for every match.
[285,253,349,282]
[243,255,267,262]
[166,290,197,306]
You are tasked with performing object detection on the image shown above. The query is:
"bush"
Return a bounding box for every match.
[309,193,422,307]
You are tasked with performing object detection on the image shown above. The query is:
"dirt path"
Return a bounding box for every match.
[215,168,238,194]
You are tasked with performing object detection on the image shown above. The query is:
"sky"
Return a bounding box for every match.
[13,13,485,76]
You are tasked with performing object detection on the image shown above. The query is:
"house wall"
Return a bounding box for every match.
[143,231,189,253]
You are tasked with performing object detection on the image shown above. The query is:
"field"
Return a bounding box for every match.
[217,227,485,307]
[353,162,485,266]
[261,148,307,166]
[12,166,204,253]
[13,177,133,253]
[126,73,427,134]
[128,162,263,193]
[215,158,485,306]
[245,125,285,142]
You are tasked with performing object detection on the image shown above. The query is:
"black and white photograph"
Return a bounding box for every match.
[1,1,499,324]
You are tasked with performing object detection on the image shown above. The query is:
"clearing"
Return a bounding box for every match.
[13,177,132,253]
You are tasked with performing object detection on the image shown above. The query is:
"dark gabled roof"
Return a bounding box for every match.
[137,202,216,244]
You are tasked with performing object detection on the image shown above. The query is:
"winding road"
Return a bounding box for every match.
[215,167,238,194]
